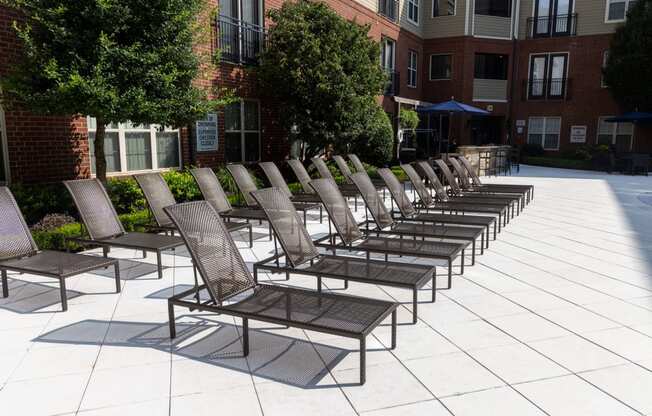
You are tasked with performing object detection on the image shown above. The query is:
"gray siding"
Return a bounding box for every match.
[473,79,508,101]
[422,0,468,38]
[473,14,512,38]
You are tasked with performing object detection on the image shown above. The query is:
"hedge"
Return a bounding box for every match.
[524,157,594,171]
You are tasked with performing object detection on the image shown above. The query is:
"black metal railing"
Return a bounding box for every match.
[378,0,399,22]
[523,78,571,100]
[217,15,266,65]
[526,13,577,38]
[385,69,400,96]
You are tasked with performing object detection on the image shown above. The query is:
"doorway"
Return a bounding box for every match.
[470,116,504,146]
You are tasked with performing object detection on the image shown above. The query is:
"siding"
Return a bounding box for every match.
[473,14,512,38]
[422,0,468,38]
[473,79,508,101]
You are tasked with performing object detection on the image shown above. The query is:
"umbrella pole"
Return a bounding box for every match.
[439,114,443,155]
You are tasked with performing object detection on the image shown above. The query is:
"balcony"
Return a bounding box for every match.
[217,15,266,65]
[523,78,572,101]
[472,79,508,102]
[526,14,577,38]
[385,69,400,96]
[378,0,398,22]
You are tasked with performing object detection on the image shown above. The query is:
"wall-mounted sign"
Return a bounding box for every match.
[516,126,524,134]
[570,125,587,143]
[515,120,526,127]
[196,113,218,152]
[486,105,494,112]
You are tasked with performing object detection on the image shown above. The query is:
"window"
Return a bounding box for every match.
[88,119,180,174]
[527,117,561,150]
[408,50,418,87]
[528,53,568,99]
[407,0,420,24]
[598,117,634,152]
[218,0,264,64]
[379,0,398,21]
[601,50,609,88]
[532,0,574,37]
[474,53,508,80]
[606,0,637,22]
[225,100,261,163]
[475,0,511,17]
[430,54,452,80]
[381,38,396,71]
[433,0,456,16]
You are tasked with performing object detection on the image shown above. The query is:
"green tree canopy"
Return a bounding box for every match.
[257,1,392,164]
[603,0,652,111]
[0,0,227,182]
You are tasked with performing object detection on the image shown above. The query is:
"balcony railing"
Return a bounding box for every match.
[217,15,266,65]
[526,14,577,38]
[378,0,398,22]
[385,69,400,96]
[523,78,572,101]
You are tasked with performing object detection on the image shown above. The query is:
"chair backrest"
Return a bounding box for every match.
[418,161,451,201]
[348,154,366,173]
[0,187,38,260]
[191,168,233,214]
[259,162,293,198]
[287,159,315,194]
[164,201,255,304]
[449,157,472,188]
[432,159,462,194]
[332,155,354,183]
[377,168,417,217]
[458,156,483,186]
[226,164,259,207]
[64,179,125,240]
[311,157,337,183]
[401,164,434,206]
[350,172,394,230]
[251,188,320,268]
[133,173,176,227]
[309,178,363,245]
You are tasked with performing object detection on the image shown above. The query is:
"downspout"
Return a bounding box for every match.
[507,0,521,146]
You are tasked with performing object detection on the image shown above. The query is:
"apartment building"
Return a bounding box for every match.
[0,0,648,184]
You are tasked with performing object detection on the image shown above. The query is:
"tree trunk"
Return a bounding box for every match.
[94,117,108,184]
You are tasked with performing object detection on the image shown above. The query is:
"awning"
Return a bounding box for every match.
[605,112,652,123]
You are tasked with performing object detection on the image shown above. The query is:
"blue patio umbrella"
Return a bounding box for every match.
[605,112,652,124]
[417,99,490,154]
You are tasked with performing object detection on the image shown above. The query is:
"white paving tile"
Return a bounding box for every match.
[443,386,547,416]
[581,364,652,414]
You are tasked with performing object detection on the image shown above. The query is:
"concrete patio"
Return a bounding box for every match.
[1,165,652,416]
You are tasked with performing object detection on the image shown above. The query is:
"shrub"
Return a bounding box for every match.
[31,213,76,232]
[349,105,394,166]
[390,166,408,182]
[10,183,75,224]
[105,177,145,214]
[162,169,201,203]
[399,109,420,130]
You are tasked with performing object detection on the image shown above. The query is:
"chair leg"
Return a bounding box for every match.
[243,318,250,357]
[168,301,177,339]
[480,233,485,255]
[391,310,397,349]
[471,240,476,265]
[432,271,437,302]
[156,251,163,279]
[268,224,273,241]
[103,246,109,258]
[114,263,121,293]
[359,338,366,385]
[412,288,418,324]
[447,259,452,289]
[248,224,253,248]
[1,270,8,298]
[319,205,323,223]
[317,276,322,293]
[461,250,465,275]
[59,278,68,312]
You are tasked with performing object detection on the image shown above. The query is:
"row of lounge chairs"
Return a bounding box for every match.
[0,153,533,384]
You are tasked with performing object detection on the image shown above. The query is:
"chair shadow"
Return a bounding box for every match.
[0,277,81,313]
[89,259,164,281]
[35,317,356,388]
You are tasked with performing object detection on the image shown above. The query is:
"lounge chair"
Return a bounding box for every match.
[332,155,385,195]
[191,167,273,241]
[347,154,390,188]
[164,200,398,385]
[378,167,493,250]
[134,173,253,246]
[250,188,436,324]
[311,157,361,196]
[288,158,360,211]
[457,155,534,202]
[64,179,185,280]
[311,177,470,292]
[401,163,500,240]
[0,187,120,311]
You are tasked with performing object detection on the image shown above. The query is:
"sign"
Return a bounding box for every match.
[516,126,524,134]
[516,120,526,127]
[486,105,494,112]
[570,125,587,143]
[196,113,218,152]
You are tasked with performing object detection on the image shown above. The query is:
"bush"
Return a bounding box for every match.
[350,105,394,166]
[162,169,201,203]
[521,143,545,157]
[390,166,408,182]
[525,157,593,170]
[105,177,145,214]
[399,109,419,130]
[10,183,75,224]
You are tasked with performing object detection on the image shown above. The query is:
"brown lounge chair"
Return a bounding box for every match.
[311,177,468,295]
[258,162,324,223]
[64,179,185,280]
[0,187,120,311]
[288,158,360,211]
[332,155,386,196]
[311,157,362,196]
[457,155,534,202]
[348,154,394,189]
[226,163,320,225]
[164,200,398,385]
[251,187,436,324]
[191,167,273,240]
[134,172,253,247]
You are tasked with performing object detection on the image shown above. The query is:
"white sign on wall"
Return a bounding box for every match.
[196,113,218,152]
[570,125,587,143]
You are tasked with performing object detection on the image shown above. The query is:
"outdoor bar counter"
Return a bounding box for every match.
[456,145,512,176]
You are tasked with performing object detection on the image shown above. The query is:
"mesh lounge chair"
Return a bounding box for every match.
[402,163,501,240]
[191,167,273,241]
[457,155,534,202]
[378,168,492,250]
[311,157,361,196]
[64,179,184,280]
[226,164,320,225]
[288,158,360,212]
[311,177,469,293]
[332,155,386,196]
[348,154,390,188]
[0,187,120,311]
[164,200,398,385]
[251,188,436,324]
[134,173,253,247]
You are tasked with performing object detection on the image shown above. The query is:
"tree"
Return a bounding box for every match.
[0,0,228,183]
[257,1,390,161]
[603,0,652,111]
